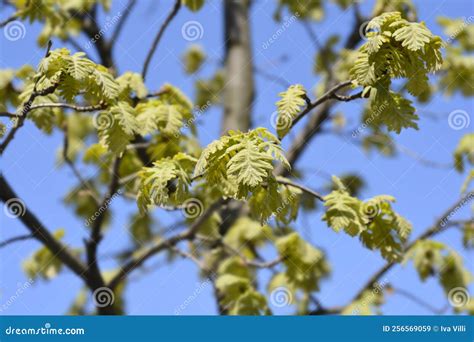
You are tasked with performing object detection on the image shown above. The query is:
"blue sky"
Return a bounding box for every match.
[0,0,473,315]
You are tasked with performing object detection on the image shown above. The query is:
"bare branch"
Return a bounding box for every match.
[0,234,34,249]
[61,123,101,205]
[276,178,325,202]
[290,80,355,129]
[85,156,122,288]
[392,287,449,314]
[108,198,229,290]
[334,132,453,170]
[276,103,332,175]
[66,37,88,55]
[331,90,364,102]
[0,174,90,285]
[110,0,137,47]
[349,191,474,304]
[0,112,20,118]
[253,66,291,88]
[141,0,181,81]
[301,20,323,50]
[80,6,115,69]
[277,14,366,174]
[29,102,106,112]
[169,245,209,272]
[0,14,18,27]
[197,235,284,269]
[0,41,56,155]
[395,143,453,169]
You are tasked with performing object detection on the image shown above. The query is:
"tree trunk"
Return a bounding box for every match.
[215,0,255,315]
[219,0,254,236]
[221,0,254,133]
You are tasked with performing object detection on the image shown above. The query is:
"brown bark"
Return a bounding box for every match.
[221,0,254,133]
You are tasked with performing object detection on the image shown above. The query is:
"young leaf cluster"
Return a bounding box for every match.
[454,133,474,173]
[136,84,194,138]
[351,12,443,133]
[275,232,330,292]
[23,229,66,280]
[405,240,472,295]
[322,176,412,261]
[138,153,197,212]
[215,257,270,315]
[195,128,288,195]
[275,84,307,139]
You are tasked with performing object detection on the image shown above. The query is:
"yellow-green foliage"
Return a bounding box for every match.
[276,232,330,292]
[351,12,443,133]
[138,153,197,212]
[454,134,474,172]
[322,176,412,261]
[275,84,307,139]
[405,240,471,294]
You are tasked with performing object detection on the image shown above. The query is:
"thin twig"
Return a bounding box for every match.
[118,171,140,185]
[80,6,114,68]
[62,123,101,205]
[339,132,453,170]
[253,66,291,88]
[276,178,325,202]
[110,0,137,47]
[0,41,56,155]
[29,102,106,112]
[392,287,449,314]
[331,90,364,102]
[349,191,474,303]
[0,112,20,118]
[278,15,365,174]
[141,0,181,81]
[0,175,90,285]
[197,235,284,269]
[290,80,355,129]
[108,198,229,290]
[301,20,323,50]
[169,245,209,271]
[66,37,88,56]
[0,14,18,27]
[0,234,34,249]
